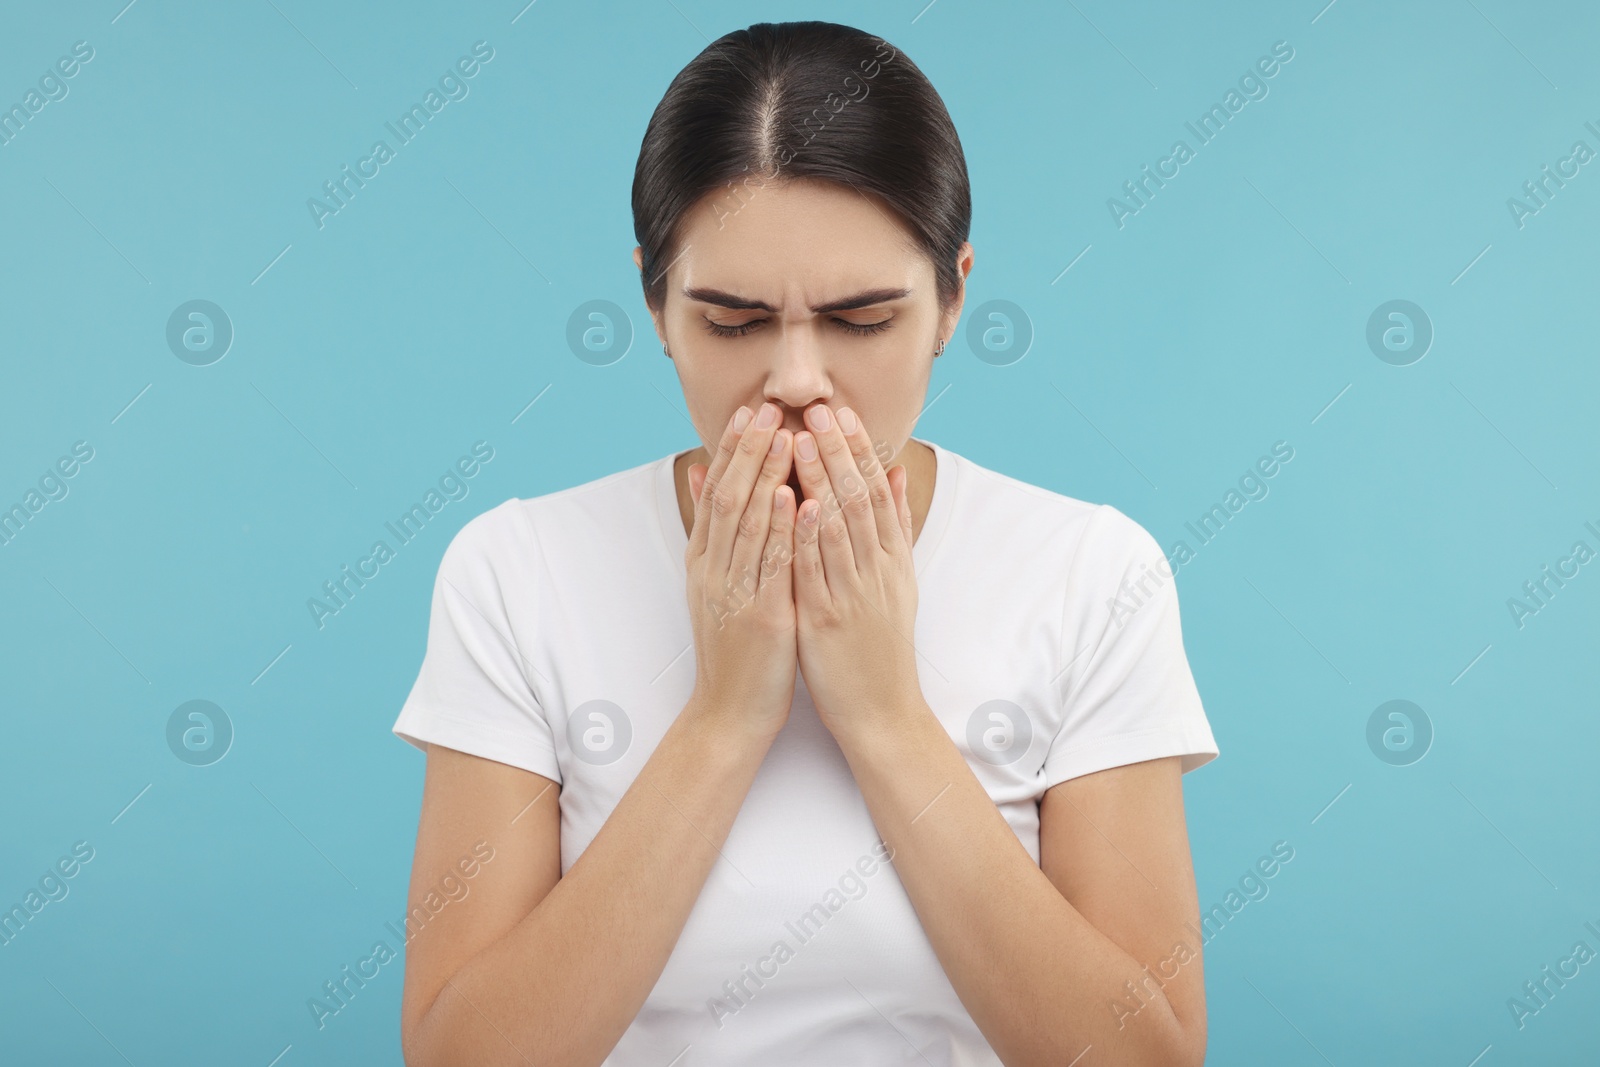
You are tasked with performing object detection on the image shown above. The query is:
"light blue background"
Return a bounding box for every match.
[2,1,1596,1064]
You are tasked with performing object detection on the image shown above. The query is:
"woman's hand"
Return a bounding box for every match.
[683,403,799,742]
[790,403,923,740]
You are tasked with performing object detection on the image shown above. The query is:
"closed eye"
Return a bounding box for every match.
[702,317,895,338]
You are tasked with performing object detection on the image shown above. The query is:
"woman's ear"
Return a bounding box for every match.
[941,241,975,344]
[632,246,668,348]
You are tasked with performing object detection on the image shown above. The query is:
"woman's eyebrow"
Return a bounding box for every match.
[681,286,911,313]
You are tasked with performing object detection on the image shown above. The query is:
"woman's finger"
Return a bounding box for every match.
[800,403,879,576]
[687,407,748,560]
[792,495,831,612]
[689,462,705,504]
[889,464,914,549]
[833,406,902,557]
[725,429,792,617]
[699,404,782,581]
[793,426,859,590]
[758,483,797,614]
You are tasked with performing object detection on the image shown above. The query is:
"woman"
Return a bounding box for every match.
[392,20,1217,1067]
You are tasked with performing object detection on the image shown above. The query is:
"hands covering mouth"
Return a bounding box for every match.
[684,398,923,743]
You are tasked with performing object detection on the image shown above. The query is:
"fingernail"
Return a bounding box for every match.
[808,405,832,431]
[755,403,777,429]
[837,406,857,434]
[796,433,817,461]
[770,430,785,454]
[733,406,752,432]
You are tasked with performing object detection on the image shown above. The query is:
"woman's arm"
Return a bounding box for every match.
[400,404,801,1065]
[400,700,779,1067]
[833,706,1207,1067]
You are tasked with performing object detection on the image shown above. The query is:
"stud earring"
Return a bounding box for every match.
[934,337,946,358]
[663,343,671,358]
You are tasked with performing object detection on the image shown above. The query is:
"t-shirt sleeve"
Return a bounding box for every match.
[391,507,563,783]
[1042,504,1218,788]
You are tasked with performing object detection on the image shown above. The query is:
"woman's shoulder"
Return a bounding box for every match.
[938,443,1158,562]
[441,452,667,567]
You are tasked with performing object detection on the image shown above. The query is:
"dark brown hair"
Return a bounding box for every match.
[631,21,970,315]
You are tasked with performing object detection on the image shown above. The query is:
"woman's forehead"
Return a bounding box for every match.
[680,179,920,257]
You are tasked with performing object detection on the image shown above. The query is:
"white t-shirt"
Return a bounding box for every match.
[393,436,1218,1065]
